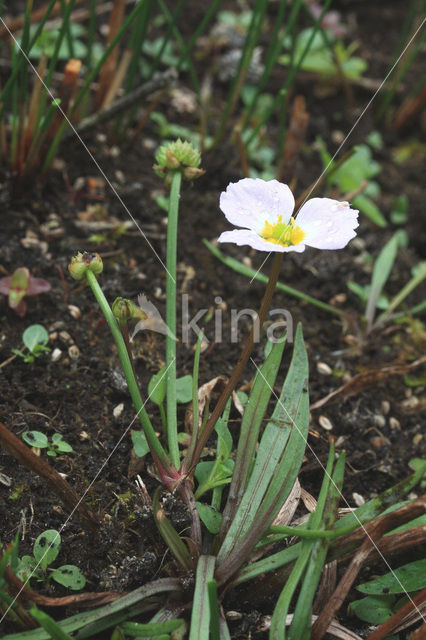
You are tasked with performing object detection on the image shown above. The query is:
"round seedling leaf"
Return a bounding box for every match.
[196,502,222,534]
[148,366,167,406]
[16,555,37,582]
[23,324,49,353]
[51,565,86,590]
[23,431,49,448]
[131,430,150,458]
[51,434,73,453]
[176,375,193,403]
[33,530,61,571]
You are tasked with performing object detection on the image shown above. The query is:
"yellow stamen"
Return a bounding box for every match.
[261,215,305,247]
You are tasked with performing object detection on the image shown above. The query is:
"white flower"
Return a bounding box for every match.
[218,178,359,253]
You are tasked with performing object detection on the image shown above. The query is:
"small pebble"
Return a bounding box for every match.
[381,400,391,415]
[413,433,423,446]
[226,611,243,621]
[319,415,333,431]
[49,321,65,331]
[79,431,89,440]
[352,492,365,506]
[59,330,73,344]
[51,348,62,362]
[389,417,401,430]
[113,403,124,419]
[329,293,347,305]
[242,256,252,268]
[49,331,58,341]
[317,362,332,375]
[370,435,390,448]
[110,145,120,157]
[68,345,80,360]
[373,414,386,428]
[402,396,420,410]
[68,304,81,319]
[331,129,345,144]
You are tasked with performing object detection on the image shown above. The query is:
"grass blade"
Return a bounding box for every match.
[365,231,403,331]
[204,240,343,316]
[189,556,215,640]
[287,451,345,640]
[219,336,286,541]
[216,324,309,582]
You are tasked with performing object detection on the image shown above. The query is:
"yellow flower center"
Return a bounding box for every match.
[261,215,305,247]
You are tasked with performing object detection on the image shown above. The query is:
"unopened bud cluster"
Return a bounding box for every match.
[68,252,103,281]
[153,139,204,184]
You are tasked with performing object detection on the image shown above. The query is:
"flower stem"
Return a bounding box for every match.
[165,170,182,468]
[181,251,284,474]
[85,270,175,477]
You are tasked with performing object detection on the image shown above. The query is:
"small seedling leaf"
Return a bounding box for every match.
[23,431,49,448]
[33,530,61,570]
[349,594,395,624]
[131,430,150,458]
[176,375,193,403]
[51,565,86,590]
[196,502,222,534]
[148,366,167,406]
[23,324,49,353]
[357,559,426,595]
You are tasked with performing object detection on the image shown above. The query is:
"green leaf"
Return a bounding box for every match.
[29,607,74,640]
[51,434,73,453]
[357,559,426,595]
[217,324,309,573]
[119,619,185,637]
[215,418,232,462]
[349,594,395,624]
[23,325,49,353]
[365,232,402,329]
[189,556,216,640]
[22,431,48,449]
[16,555,37,581]
[352,194,387,227]
[196,502,222,534]
[51,565,86,590]
[33,530,60,571]
[176,375,193,403]
[148,366,167,406]
[131,430,150,458]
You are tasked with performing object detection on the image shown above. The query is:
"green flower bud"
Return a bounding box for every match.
[153,139,203,183]
[112,297,148,322]
[68,252,103,281]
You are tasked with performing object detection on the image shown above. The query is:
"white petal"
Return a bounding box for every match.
[295,198,359,249]
[218,229,306,253]
[219,178,295,232]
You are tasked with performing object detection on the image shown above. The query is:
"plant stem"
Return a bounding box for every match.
[182,251,284,474]
[166,171,182,468]
[85,270,175,479]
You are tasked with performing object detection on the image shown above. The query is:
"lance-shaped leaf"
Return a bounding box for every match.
[216,324,309,583]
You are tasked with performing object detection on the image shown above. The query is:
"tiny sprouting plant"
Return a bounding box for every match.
[0,268,51,317]
[22,431,73,458]
[15,529,86,591]
[11,324,50,363]
[317,135,386,227]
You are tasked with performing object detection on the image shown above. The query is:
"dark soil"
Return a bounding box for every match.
[0,1,425,637]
